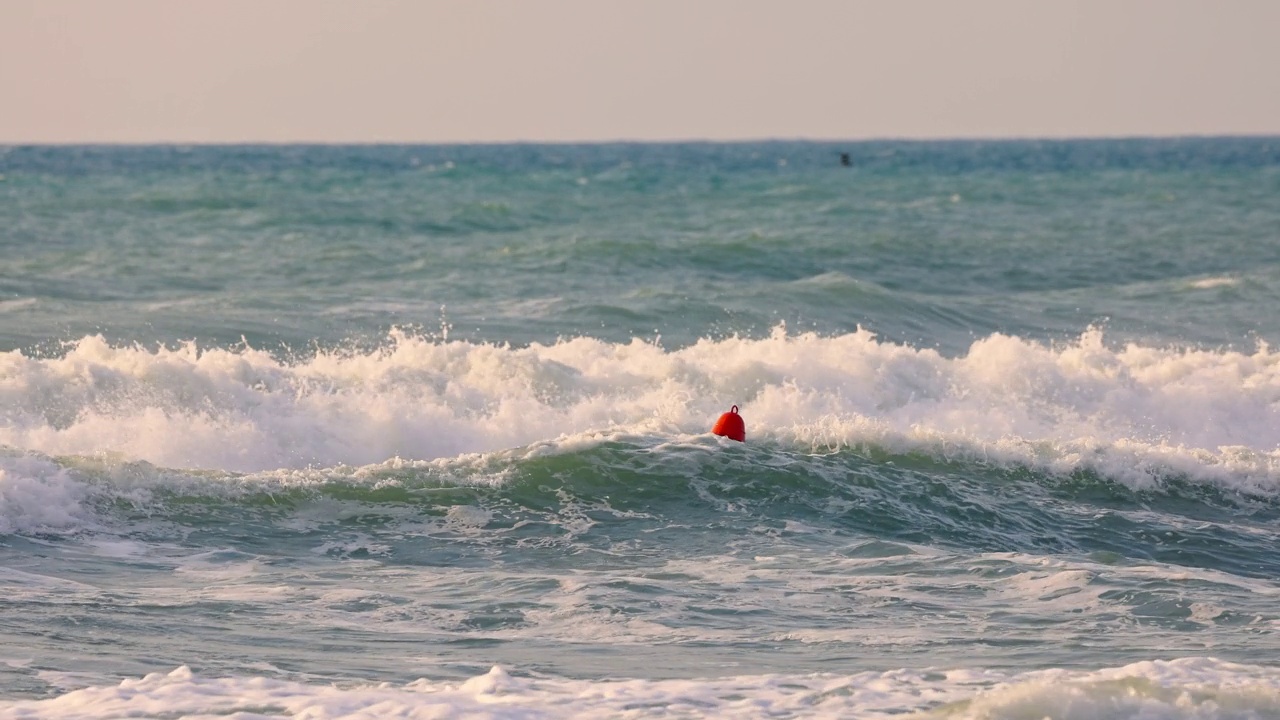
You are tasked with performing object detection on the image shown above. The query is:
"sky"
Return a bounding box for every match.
[2,0,1278,143]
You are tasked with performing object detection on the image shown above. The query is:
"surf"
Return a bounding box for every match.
[3,326,1280,491]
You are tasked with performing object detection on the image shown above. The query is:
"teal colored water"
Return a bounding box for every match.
[2,140,1280,717]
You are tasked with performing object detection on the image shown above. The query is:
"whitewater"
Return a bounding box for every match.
[2,140,1280,718]
[7,326,1280,488]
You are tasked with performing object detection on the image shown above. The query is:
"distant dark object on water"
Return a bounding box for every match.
[840,152,852,167]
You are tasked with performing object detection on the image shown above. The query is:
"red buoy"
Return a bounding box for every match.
[712,405,746,442]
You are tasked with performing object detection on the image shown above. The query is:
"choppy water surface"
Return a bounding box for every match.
[2,139,1280,718]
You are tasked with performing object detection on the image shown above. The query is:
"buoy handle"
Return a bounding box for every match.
[730,405,738,414]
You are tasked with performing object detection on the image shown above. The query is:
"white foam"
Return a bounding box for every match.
[4,328,1280,494]
[0,297,37,314]
[1189,276,1240,290]
[1,658,1277,719]
[0,455,93,535]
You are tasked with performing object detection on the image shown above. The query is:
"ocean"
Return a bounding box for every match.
[2,139,1280,718]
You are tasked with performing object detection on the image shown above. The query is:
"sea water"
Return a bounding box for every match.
[2,139,1280,718]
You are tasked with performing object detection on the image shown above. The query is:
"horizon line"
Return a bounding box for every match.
[3,132,1279,148]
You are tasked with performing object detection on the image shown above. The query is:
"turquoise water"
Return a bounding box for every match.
[3,140,1280,717]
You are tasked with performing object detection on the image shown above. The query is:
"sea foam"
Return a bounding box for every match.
[3,328,1280,493]
[1,658,1276,719]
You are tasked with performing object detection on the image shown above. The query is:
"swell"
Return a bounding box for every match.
[8,436,1280,578]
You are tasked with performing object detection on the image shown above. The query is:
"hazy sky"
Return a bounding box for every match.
[3,0,1278,143]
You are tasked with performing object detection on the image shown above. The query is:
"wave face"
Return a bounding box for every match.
[3,140,1280,717]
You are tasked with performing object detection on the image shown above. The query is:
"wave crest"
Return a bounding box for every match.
[3,328,1280,493]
